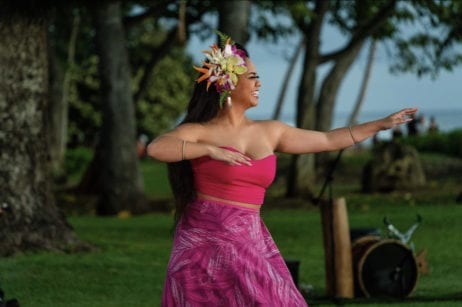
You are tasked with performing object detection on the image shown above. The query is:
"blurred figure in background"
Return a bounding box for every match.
[137,134,148,158]
[428,116,439,134]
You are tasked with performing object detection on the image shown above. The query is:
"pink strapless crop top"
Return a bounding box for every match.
[191,146,277,204]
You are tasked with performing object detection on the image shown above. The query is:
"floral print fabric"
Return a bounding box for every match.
[161,199,308,306]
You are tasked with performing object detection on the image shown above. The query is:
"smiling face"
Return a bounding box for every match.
[230,58,261,108]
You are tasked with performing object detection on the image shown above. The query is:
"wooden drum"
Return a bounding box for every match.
[352,236,418,298]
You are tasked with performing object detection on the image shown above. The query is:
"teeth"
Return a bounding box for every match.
[253,91,259,97]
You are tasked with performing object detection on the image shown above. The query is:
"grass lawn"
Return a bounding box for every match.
[1,150,461,306]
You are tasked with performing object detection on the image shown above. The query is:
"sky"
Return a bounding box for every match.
[187,23,462,130]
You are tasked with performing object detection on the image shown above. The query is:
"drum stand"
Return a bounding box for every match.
[315,149,419,299]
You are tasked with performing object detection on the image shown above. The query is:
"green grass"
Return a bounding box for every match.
[1,150,461,306]
[264,203,462,305]
[64,148,173,199]
[140,158,172,199]
[0,215,174,307]
[1,204,461,306]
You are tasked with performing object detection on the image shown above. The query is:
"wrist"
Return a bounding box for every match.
[379,118,391,130]
[348,126,358,145]
[205,144,216,157]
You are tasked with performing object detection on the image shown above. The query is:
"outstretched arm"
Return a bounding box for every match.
[275,108,418,154]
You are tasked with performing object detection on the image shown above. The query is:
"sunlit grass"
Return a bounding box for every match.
[1,203,461,306]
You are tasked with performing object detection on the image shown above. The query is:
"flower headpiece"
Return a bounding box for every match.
[193,31,248,107]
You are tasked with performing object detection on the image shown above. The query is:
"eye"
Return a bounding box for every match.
[249,75,260,79]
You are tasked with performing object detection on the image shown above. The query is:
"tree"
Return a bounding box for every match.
[47,8,80,181]
[272,37,305,120]
[217,0,251,45]
[55,4,198,149]
[127,15,195,137]
[284,0,401,196]
[286,0,330,197]
[75,1,208,215]
[89,1,147,215]
[237,0,462,197]
[389,0,462,77]
[348,39,377,126]
[0,5,89,255]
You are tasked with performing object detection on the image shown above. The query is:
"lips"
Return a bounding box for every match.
[252,91,259,98]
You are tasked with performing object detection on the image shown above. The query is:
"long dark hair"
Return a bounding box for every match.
[167,43,249,224]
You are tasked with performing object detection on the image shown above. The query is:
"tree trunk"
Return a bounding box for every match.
[348,39,377,126]
[315,42,364,173]
[0,12,89,256]
[288,0,396,197]
[91,1,147,215]
[316,44,365,132]
[272,37,305,120]
[286,0,328,197]
[47,11,80,181]
[217,0,251,45]
[47,29,65,179]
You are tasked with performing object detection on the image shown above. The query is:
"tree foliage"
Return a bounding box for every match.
[48,5,195,147]
[255,0,462,196]
[386,0,462,77]
[128,21,195,138]
[135,49,194,137]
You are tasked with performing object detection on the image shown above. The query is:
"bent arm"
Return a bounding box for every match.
[276,108,418,154]
[147,124,252,165]
[147,135,214,162]
[146,124,212,162]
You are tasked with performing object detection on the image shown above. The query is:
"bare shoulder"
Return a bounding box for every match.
[174,122,205,132]
[251,119,292,145]
[253,119,290,133]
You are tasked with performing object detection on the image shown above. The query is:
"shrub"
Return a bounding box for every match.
[64,147,94,176]
[447,129,462,156]
[401,129,462,157]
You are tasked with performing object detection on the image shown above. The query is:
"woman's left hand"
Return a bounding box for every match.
[381,107,418,130]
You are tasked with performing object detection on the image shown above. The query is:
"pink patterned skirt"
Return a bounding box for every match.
[161,199,308,306]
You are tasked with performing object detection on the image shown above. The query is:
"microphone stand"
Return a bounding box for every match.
[314,148,346,300]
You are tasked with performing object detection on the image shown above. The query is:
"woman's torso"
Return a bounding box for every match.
[189,119,279,209]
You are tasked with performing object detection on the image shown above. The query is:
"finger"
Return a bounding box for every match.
[229,154,252,166]
[227,158,241,166]
[239,154,253,165]
[225,154,242,165]
[242,160,252,166]
[399,110,417,122]
[403,107,418,115]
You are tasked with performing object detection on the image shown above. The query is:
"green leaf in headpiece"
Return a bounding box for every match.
[215,30,234,48]
[219,91,228,108]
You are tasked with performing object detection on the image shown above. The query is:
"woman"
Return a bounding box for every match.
[148,35,417,306]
